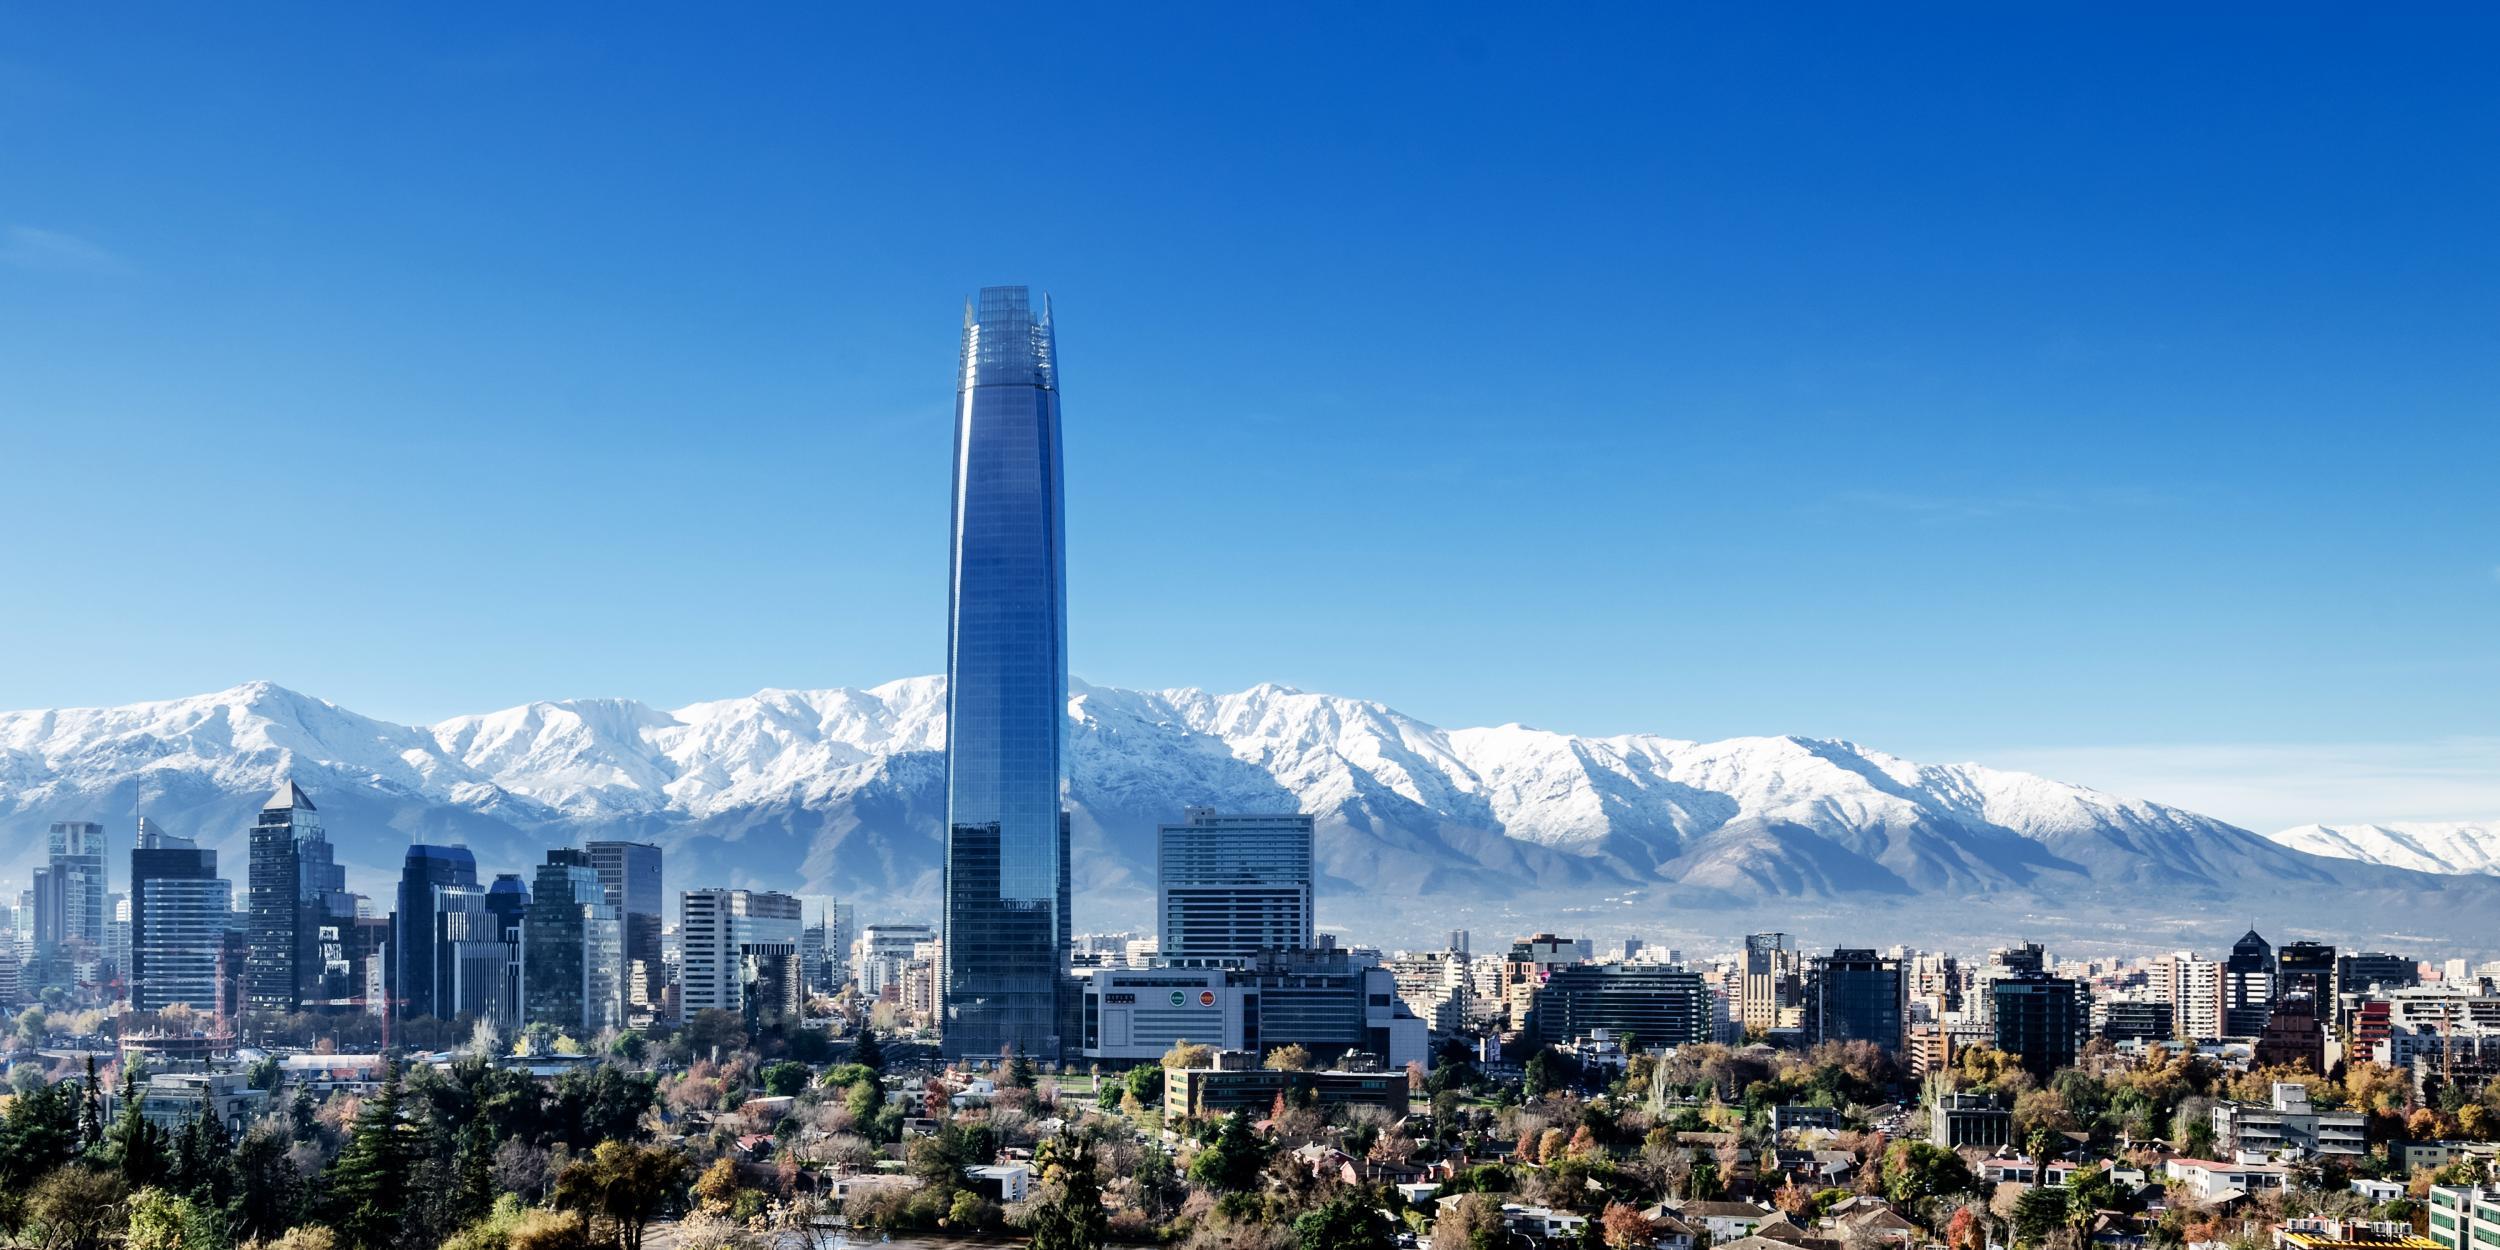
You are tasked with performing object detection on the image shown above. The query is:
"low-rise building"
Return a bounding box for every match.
[2211,1083,2366,1159]
[1931,1092,2012,1150]
[2164,1157,2290,1202]
[1166,1056,1408,1118]
[2273,1217,2442,1250]
[103,1070,269,1135]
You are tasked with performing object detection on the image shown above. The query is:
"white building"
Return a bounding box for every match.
[677,888,803,1018]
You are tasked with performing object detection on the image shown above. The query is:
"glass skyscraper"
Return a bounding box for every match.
[943,285,1073,1060]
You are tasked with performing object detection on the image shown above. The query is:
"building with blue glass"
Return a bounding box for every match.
[943,285,1073,1060]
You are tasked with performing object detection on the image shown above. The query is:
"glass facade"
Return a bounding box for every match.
[1807,947,1907,1053]
[390,843,479,1021]
[131,825,228,1013]
[943,285,1073,1060]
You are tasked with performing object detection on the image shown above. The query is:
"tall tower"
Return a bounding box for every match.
[1158,808,1316,963]
[246,781,326,1013]
[390,844,480,1021]
[130,820,229,1012]
[585,841,664,1019]
[942,285,1072,1061]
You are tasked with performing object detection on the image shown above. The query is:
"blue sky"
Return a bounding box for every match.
[3,6,2495,829]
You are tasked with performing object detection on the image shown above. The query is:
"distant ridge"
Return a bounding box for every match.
[3,679,2495,951]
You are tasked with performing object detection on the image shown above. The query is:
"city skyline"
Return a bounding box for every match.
[3,8,2495,830]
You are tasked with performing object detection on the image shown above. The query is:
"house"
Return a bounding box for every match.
[1644,1211,1699,1250]
[1503,1204,1590,1242]
[1669,1200,1778,1243]
[2165,1158,2289,1202]
[965,1163,1034,1203]
[1829,1202,1919,1245]
[1983,1157,2041,1186]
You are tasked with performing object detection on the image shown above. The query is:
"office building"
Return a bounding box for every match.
[33,820,109,960]
[1741,932,1803,1032]
[1931,1091,2014,1150]
[2426,1186,2500,1250]
[1992,971,2088,1078]
[1079,948,1427,1069]
[246,781,354,1013]
[130,823,229,1012]
[389,844,479,1020]
[1157,808,1315,962]
[2099,996,2175,1043]
[2279,940,2337,1004]
[585,841,663,1018]
[2339,952,2420,996]
[2227,929,2277,1035]
[1525,963,1713,1049]
[858,923,937,999]
[942,285,1074,1060]
[1502,933,1592,1035]
[1806,948,1907,1053]
[677,888,804,1020]
[521,849,622,1036]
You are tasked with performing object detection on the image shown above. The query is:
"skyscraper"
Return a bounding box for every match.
[389,844,480,1021]
[1158,808,1316,963]
[130,820,230,1013]
[1740,932,1802,1032]
[2225,928,2276,1035]
[942,285,1073,1060]
[521,849,621,1036]
[246,781,348,1013]
[585,841,663,1019]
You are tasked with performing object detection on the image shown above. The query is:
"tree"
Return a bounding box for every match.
[1123,1065,1164,1106]
[1881,1141,1977,1216]
[1266,1045,1315,1073]
[2011,1186,2068,1248]
[552,1141,691,1250]
[1599,1203,1657,1250]
[75,1057,105,1151]
[102,1062,170,1188]
[1430,1193,1508,1250]
[759,1061,812,1097]
[321,1063,420,1250]
[1005,1050,1038,1090]
[0,1079,82,1185]
[126,1187,221,1250]
[24,1165,129,1250]
[231,1123,305,1242]
[1296,1195,1395,1250]
[1189,1110,1269,1192]
[1027,1135,1111,1250]
[1162,1040,1213,1070]
[848,1027,886,1074]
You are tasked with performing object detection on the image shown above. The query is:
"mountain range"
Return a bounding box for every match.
[2,680,2493,954]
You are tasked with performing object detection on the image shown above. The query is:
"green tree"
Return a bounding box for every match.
[1027,1136,1110,1250]
[25,1166,129,1250]
[1004,1050,1038,1090]
[0,1079,82,1185]
[1188,1110,1268,1192]
[2011,1186,2068,1248]
[758,1061,811,1097]
[1296,1195,1394,1250]
[1124,1065,1164,1105]
[102,1061,171,1187]
[75,1056,105,1151]
[1881,1140,1978,1215]
[848,1027,886,1073]
[320,1063,419,1250]
[229,1123,305,1242]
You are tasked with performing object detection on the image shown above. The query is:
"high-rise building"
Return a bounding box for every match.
[35,820,109,958]
[1992,971,2089,1078]
[130,822,229,1013]
[677,888,804,1020]
[1740,932,1803,1032]
[1158,808,1316,963]
[521,849,621,1036]
[246,782,351,1013]
[858,923,937,999]
[1806,948,1907,1054]
[801,903,857,993]
[2226,928,2277,1035]
[585,841,663,1019]
[2337,951,2420,996]
[2157,951,2228,1040]
[942,284,1073,1061]
[2278,940,2337,1004]
[389,844,479,1020]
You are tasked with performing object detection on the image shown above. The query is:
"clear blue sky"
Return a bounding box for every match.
[3,6,2495,825]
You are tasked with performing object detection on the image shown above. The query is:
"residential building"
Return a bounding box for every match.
[130,822,229,1012]
[2213,1082,2367,1159]
[857,923,937,998]
[1992,972,2088,1078]
[1156,808,1315,962]
[942,285,1074,1061]
[678,888,804,1020]
[2100,996,2175,1043]
[585,841,663,1018]
[2166,1156,2291,1201]
[1502,933,1591,1035]
[2158,951,2228,1041]
[1806,948,1906,1053]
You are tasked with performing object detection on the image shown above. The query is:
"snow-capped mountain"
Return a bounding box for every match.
[3,679,2494,949]
[2267,821,2500,877]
